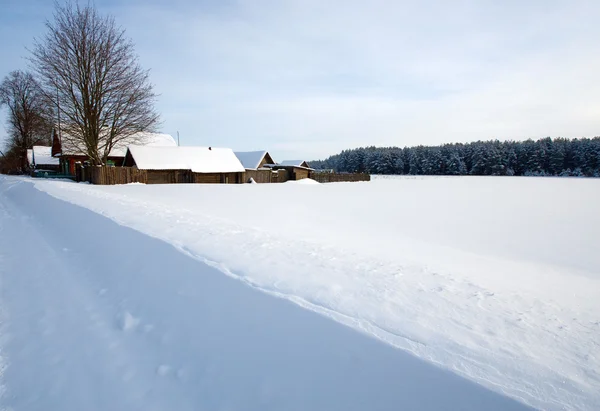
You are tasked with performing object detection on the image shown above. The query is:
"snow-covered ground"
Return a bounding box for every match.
[1,175,599,410]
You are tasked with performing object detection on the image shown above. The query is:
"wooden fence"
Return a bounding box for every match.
[310,172,370,183]
[76,166,366,185]
[78,166,246,185]
[90,166,148,185]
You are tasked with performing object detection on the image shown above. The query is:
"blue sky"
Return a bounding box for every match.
[1,0,599,160]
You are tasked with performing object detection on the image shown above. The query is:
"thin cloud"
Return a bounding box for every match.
[1,0,599,159]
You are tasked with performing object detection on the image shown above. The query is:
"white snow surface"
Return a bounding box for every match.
[234,150,271,170]
[32,145,59,166]
[127,145,245,173]
[1,175,599,410]
[286,178,320,184]
[0,175,530,411]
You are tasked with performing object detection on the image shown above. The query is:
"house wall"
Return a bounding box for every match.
[259,153,275,168]
[293,168,311,180]
[274,169,290,183]
[146,170,193,184]
[62,155,125,175]
[34,164,61,173]
[193,172,242,184]
[244,169,274,183]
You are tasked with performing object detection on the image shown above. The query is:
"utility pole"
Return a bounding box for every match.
[177,131,180,146]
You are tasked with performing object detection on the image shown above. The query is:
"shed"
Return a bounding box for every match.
[123,145,245,184]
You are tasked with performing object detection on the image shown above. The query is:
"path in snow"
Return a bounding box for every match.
[0,177,530,410]
[29,176,600,411]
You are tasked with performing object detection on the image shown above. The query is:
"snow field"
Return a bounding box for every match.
[29,175,600,410]
[0,176,529,410]
[12,175,600,409]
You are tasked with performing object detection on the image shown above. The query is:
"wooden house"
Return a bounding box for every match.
[123,145,246,184]
[234,151,275,170]
[55,132,177,176]
[234,151,283,183]
[32,146,60,173]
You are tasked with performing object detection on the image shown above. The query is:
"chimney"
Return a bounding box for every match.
[51,128,62,157]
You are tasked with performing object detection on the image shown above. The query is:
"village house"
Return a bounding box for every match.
[123,145,246,184]
[31,145,60,175]
[234,150,287,183]
[53,131,177,176]
[234,151,275,170]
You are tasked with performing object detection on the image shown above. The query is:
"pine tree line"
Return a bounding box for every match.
[311,137,600,177]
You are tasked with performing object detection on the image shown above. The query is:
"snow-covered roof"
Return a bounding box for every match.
[61,132,177,157]
[234,151,273,170]
[127,146,246,173]
[27,149,33,165]
[32,146,59,166]
[280,160,310,167]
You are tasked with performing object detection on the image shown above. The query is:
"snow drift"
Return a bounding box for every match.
[0,176,530,410]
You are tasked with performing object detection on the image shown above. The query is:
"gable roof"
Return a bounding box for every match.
[126,146,246,173]
[60,132,177,157]
[32,146,59,166]
[279,160,310,168]
[234,151,275,170]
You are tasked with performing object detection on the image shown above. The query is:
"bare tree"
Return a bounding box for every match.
[30,1,160,165]
[0,70,53,172]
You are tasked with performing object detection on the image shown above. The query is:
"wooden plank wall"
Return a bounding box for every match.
[147,170,193,184]
[80,166,301,185]
[272,169,289,183]
[244,169,274,183]
[193,172,242,184]
[90,166,148,185]
[294,169,311,180]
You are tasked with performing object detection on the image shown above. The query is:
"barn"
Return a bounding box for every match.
[123,145,246,184]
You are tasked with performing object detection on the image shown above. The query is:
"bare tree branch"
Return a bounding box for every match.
[30,1,160,165]
[0,70,53,173]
